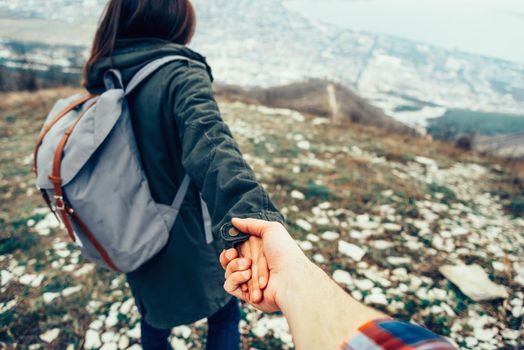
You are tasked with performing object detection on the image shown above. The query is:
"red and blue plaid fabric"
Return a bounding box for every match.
[342,319,457,350]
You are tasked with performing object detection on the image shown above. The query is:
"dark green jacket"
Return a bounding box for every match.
[86,38,284,328]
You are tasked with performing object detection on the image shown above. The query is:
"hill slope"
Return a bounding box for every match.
[0,88,523,349]
[215,79,412,133]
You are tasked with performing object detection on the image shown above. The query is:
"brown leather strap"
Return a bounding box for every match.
[46,100,120,272]
[70,209,120,271]
[33,94,96,175]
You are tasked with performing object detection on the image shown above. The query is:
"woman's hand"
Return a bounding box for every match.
[237,235,269,303]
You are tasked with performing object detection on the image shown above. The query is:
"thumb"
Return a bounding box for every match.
[232,218,274,238]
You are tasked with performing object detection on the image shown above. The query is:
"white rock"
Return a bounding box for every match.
[332,270,353,287]
[372,240,394,250]
[321,231,339,241]
[126,324,141,339]
[171,338,188,350]
[19,274,44,287]
[365,293,388,305]
[105,312,119,328]
[101,331,117,343]
[0,299,17,313]
[313,254,325,263]
[500,328,519,340]
[117,335,129,350]
[251,316,291,346]
[119,298,135,315]
[306,234,320,242]
[382,223,402,233]
[295,219,312,231]
[491,261,505,272]
[414,156,438,169]
[465,336,478,347]
[173,325,192,339]
[1,270,13,286]
[125,345,141,350]
[387,256,411,266]
[290,190,305,200]
[40,328,60,343]
[43,292,60,304]
[354,279,374,291]
[297,140,310,150]
[338,241,366,261]
[474,328,497,342]
[298,240,313,251]
[439,265,508,301]
[100,342,118,350]
[62,285,82,297]
[89,319,104,331]
[73,264,96,277]
[85,329,102,349]
[34,213,60,235]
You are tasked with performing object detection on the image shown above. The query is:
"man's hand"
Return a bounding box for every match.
[220,218,308,313]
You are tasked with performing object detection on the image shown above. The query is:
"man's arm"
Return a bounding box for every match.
[220,218,457,350]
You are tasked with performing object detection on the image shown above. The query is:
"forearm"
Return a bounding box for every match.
[278,262,385,350]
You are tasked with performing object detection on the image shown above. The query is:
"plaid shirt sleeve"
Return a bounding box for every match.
[341,319,457,350]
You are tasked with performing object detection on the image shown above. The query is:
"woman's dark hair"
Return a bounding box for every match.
[83,0,196,82]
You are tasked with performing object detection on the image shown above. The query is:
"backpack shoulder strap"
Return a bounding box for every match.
[125,55,207,96]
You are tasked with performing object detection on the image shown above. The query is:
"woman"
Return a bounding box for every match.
[83,1,284,349]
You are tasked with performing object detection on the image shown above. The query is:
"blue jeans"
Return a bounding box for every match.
[141,298,240,350]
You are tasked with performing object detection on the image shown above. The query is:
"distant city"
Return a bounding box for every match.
[0,0,523,130]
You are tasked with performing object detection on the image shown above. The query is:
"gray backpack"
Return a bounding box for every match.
[33,56,213,273]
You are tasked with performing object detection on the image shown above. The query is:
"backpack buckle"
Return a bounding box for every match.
[54,195,65,210]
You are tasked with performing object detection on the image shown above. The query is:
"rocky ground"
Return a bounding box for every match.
[1,88,523,349]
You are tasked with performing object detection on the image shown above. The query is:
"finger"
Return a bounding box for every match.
[249,243,262,303]
[241,283,248,292]
[225,258,251,279]
[231,218,275,238]
[224,270,252,294]
[257,253,269,290]
[220,249,238,270]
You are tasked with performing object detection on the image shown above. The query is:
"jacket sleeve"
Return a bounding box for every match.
[169,62,285,248]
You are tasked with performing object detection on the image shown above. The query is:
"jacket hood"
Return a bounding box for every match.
[85,38,213,93]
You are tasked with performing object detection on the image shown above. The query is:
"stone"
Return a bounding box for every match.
[354,279,374,291]
[321,231,339,241]
[372,240,394,250]
[100,343,118,350]
[306,234,320,242]
[126,324,141,339]
[39,328,60,343]
[85,329,102,349]
[89,319,104,331]
[62,285,82,297]
[118,335,129,350]
[173,325,192,339]
[119,298,135,315]
[73,263,96,277]
[473,328,497,342]
[439,264,508,301]
[332,270,353,287]
[338,241,365,261]
[297,240,313,251]
[290,190,305,200]
[101,332,117,343]
[170,338,188,350]
[365,293,388,305]
[386,256,411,266]
[313,254,325,263]
[43,292,60,304]
[125,345,141,350]
[105,312,119,327]
[382,223,402,233]
[1,270,13,286]
[295,219,312,231]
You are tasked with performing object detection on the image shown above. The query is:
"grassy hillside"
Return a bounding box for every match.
[428,109,524,140]
[1,88,523,349]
